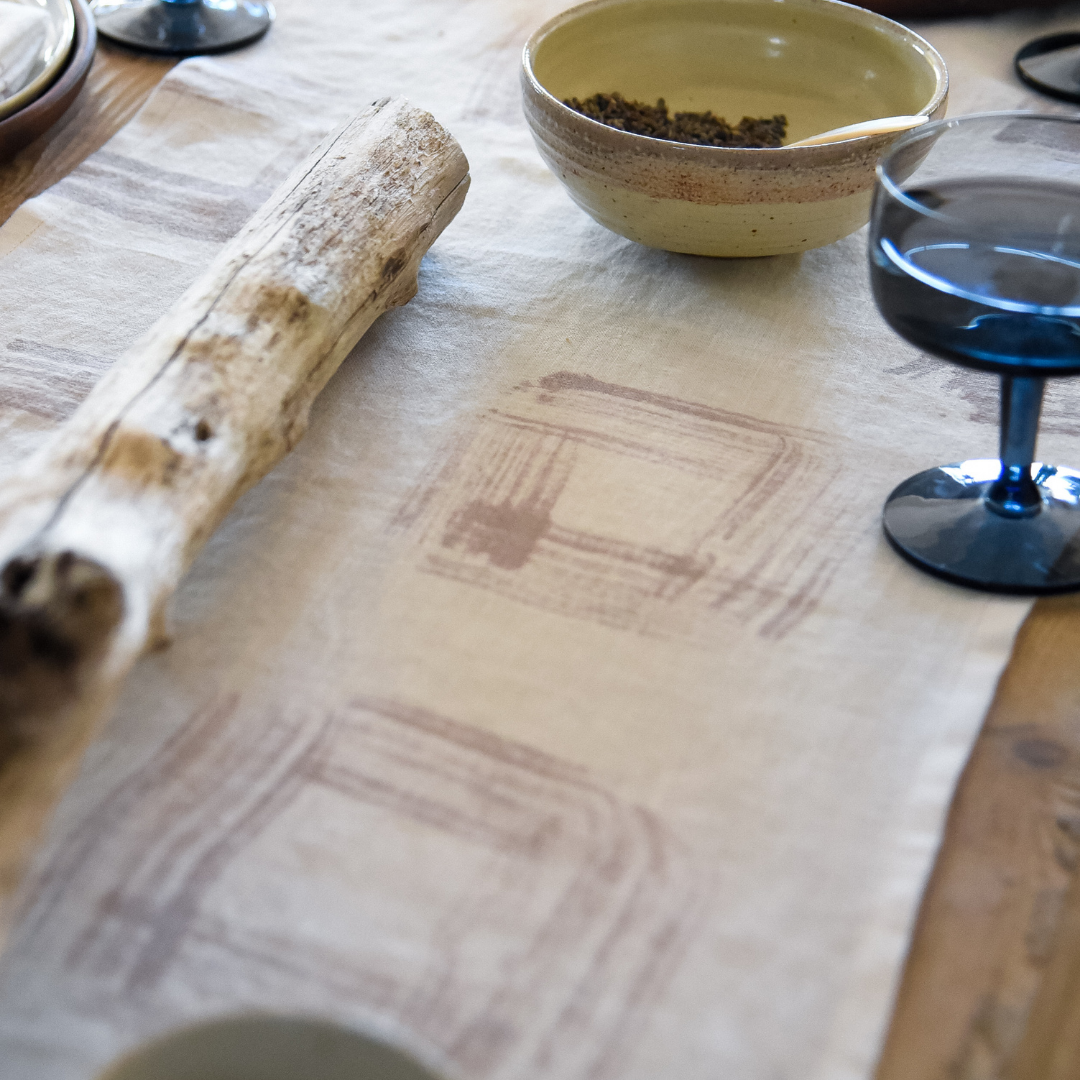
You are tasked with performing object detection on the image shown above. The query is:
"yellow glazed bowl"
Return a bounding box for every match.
[521,0,948,257]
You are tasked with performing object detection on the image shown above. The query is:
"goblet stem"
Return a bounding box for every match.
[987,374,1045,517]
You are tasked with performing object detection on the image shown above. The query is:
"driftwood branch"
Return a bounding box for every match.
[0,96,469,923]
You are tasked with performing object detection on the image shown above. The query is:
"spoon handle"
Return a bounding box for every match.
[786,114,928,148]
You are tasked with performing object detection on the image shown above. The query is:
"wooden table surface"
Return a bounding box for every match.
[2,34,1079,1080]
[0,42,173,227]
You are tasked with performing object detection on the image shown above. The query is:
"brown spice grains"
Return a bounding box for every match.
[564,92,787,148]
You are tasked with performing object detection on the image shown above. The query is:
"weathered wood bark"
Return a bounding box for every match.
[0,96,469,928]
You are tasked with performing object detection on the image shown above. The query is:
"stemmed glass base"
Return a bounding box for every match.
[868,113,1080,593]
[883,459,1080,593]
[94,0,273,56]
[883,374,1080,593]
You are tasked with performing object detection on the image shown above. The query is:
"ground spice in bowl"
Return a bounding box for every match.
[563,92,787,147]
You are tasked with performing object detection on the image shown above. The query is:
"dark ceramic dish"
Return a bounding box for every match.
[0,0,96,161]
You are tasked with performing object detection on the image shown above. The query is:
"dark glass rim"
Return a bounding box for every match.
[873,110,1080,319]
[876,110,1080,219]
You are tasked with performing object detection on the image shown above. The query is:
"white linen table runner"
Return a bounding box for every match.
[1,3,1079,1078]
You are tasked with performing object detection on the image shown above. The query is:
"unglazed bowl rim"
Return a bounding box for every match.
[521,0,949,161]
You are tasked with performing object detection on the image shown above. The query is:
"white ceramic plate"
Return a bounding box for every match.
[0,0,75,122]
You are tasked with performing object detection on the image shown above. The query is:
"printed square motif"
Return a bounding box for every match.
[397,372,848,641]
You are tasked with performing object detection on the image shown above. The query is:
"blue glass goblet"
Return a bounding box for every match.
[871,112,1080,592]
[93,0,272,56]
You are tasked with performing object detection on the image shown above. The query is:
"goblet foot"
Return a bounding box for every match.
[1015,33,1080,105]
[883,458,1080,593]
[94,0,273,56]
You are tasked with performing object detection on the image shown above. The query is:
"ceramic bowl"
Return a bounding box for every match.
[521,0,948,257]
[0,0,94,161]
[0,0,76,122]
[95,1015,450,1080]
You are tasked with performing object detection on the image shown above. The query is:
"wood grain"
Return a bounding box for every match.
[876,594,1080,1080]
[0,42,174,228]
